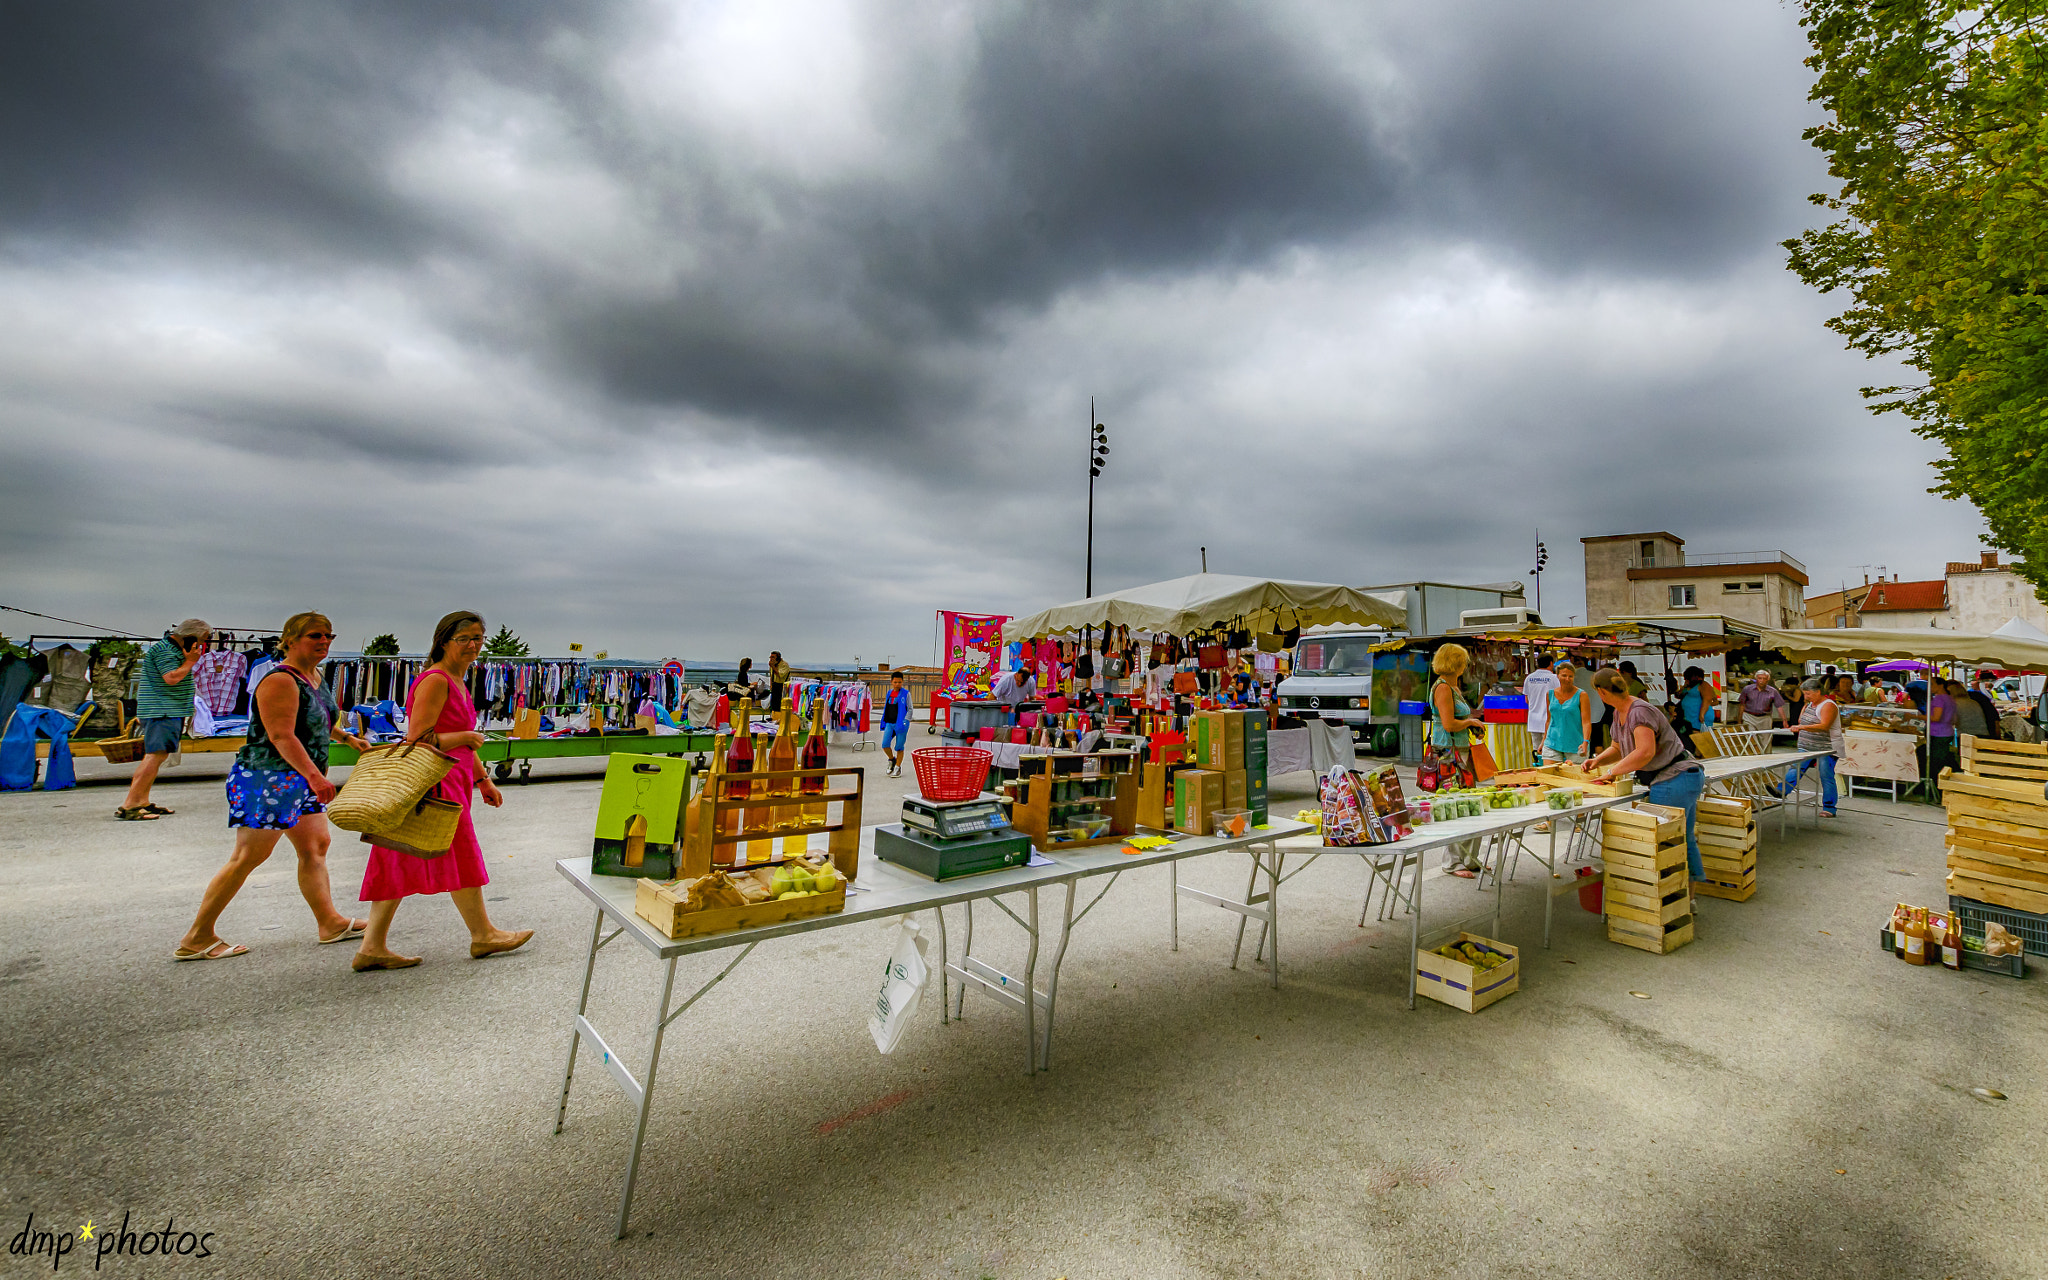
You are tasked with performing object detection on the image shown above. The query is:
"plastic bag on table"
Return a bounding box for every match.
[868,916,932,1054]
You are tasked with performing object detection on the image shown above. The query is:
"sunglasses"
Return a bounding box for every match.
[302,632,336,640]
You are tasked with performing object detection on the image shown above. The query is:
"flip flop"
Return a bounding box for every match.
[141,803,176,816]
[116,807,161,821]
[1449,867,1478,879]
[319,919,368,944]
[172,940,248,961]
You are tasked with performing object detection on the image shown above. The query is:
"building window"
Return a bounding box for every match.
[1722,582,1743,593]
[1721,581,1764,595]
[1669,585,1696,609]
[1640,540,1657,568]
[1746,581,1763,592]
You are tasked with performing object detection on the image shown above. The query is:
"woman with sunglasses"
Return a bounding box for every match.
[352,610,531,971]
[175,612,373,960]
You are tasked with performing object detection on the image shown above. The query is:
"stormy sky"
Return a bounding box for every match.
[0,0,1991,662]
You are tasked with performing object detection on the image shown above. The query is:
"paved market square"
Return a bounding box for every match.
[4,749,2042,1280]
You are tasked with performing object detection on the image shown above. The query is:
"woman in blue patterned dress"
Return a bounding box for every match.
[174,612,373,960]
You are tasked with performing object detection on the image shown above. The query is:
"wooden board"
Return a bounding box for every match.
[1692,875,1756,902]
[1700,853,1755,878]
[1607,915,1694,954]
[1945,872,2048,916]
[1601,828,1686,859]
[1942,794,2048,835]
[1947,813,2048,851]
[1939,772,2048,807]
[635,877,846,939]
[1697,796,1754,820]
[1697,827,1758,852]
[1961,737,2048,782]
[1944,834,2048,874]
[1601,840,1687,874]
[1491,766,1638,798]
[1945,852,2048,892]
[1604,884,1692,927]
[1605,860,1688,898]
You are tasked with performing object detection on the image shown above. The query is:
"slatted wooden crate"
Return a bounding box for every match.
[1601,802,1695,954]
[1941,763,2048,917]
[1693,796,1757,901]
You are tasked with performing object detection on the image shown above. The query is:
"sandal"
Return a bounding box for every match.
[319,918,368,944]
[116,807,161,821]
[142,803,175,816]
[172,940,249,961]
[1450,867,1477,879]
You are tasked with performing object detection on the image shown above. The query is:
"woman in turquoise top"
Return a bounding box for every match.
[1544,660,1591,763]
[1428,643,1488,877]
[1677,665,1716,734]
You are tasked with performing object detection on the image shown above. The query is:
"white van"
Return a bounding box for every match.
[1275,632,1391,747]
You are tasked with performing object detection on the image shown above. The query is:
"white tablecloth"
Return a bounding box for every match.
[1268,727,1313,777]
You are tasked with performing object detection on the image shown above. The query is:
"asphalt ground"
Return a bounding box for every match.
[3,746,2045,1279]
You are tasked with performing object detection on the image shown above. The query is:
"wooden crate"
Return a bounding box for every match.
[1493,765,1638,798]
[1960,736,2048,783]
[1942,769,2048,915]
[1415,933,1519,1013]
[1603,801,1686,844]
[635,876,846,939]
[1604,879,1693,928]
[1608,912,1695,954]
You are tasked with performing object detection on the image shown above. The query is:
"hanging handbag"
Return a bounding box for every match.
[1470,736,1498,783]
[1172,670,1200,694]
[1197,644,1227,669]
[327,740,455,833]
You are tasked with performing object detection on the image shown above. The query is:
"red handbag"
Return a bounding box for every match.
[1197,645,1227,669]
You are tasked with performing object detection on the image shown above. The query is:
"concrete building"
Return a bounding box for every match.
[1854,578,1949,628]
[1946,552,2048,632]
[1804,583,1874,629]
[1581,533,1807,629]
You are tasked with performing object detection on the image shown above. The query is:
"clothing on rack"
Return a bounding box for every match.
[192,649,249,716]
[0,705,80,791]
[789,679,871,733]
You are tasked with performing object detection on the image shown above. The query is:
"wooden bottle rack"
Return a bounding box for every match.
[680,766,865,880]
[1003,750,1139,852]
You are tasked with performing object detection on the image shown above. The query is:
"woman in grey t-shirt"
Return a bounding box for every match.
[1586,666,1708,880]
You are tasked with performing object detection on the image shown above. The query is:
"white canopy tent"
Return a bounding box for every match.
[1001,573,1407,643]
[1757,625,2048,672]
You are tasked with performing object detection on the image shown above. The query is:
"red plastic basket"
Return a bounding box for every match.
[911,747,993,801]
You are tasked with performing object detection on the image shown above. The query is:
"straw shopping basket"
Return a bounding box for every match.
[329,741,454,833]
[359,795,463,859]
[97,719,146,765]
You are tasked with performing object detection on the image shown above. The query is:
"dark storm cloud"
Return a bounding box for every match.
[0,0,1996,658]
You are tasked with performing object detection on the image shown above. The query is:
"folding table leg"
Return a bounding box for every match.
[934,904,951,1026]
[615,956,678,1240]
[1169,861,1180,952]
[555,906,605,1135]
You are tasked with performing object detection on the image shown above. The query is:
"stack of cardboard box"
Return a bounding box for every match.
[1167,709,1269,834]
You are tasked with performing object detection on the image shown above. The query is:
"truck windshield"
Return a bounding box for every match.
[1293,640,1378,676]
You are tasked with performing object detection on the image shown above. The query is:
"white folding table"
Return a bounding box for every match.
[552,853,1074,1238]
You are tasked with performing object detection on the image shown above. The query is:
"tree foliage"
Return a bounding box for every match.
[483,625,530,657]
[362,633,401,656]
[1786,1,2048,590]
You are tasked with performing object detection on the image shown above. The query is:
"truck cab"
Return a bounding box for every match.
[1277,632,1395,751]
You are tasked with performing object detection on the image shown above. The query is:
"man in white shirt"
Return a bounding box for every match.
[1523,657,1561,740]
[991,666,1037,706]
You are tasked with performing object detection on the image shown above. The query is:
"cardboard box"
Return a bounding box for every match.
[1173,769,1224,833]
[593,753,692,878]
[1137,761,1183,830]
[1193,711,1245,770]
[1222,768,1247,811]
[1247,771,1268,823]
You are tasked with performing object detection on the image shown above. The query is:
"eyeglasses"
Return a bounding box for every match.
[303,632,335,640]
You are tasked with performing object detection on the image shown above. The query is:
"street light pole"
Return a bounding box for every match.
[1087,400,1108,597]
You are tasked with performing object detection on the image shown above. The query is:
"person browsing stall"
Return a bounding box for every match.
[1430,643,1490,879]
[1586,666,1710,880]
[120,618,211,820]
[173,612,373,960]
[1738,668,1786,733]
[1677,666,1717,735]
[1777,676,1843,816]
[991,665,1037,706]
[879,670,912,779]
[1542,660,1592,764]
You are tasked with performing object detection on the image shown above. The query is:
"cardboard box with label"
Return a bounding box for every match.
[1137,760,1184,831]
[1222,768,1247,811]
[1173,768,1225,833]
[1193,710,1246,771]
[592,753,692,878]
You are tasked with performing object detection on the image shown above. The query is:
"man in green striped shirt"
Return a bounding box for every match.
[120,618,210,820]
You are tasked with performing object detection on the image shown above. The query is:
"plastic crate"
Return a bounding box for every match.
[1948,895,2048,958]
[1881,927,2026,978]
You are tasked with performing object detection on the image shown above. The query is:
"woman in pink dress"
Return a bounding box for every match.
[353,611,533,972]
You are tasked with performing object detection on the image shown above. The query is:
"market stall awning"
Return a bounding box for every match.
[1001,573,1406,642]
[1756,626,2048,672]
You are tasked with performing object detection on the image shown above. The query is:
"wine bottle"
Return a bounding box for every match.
[746,725,775,863]
[800,693,829,795]
[724,699,756,860]
[767,701,799,797]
